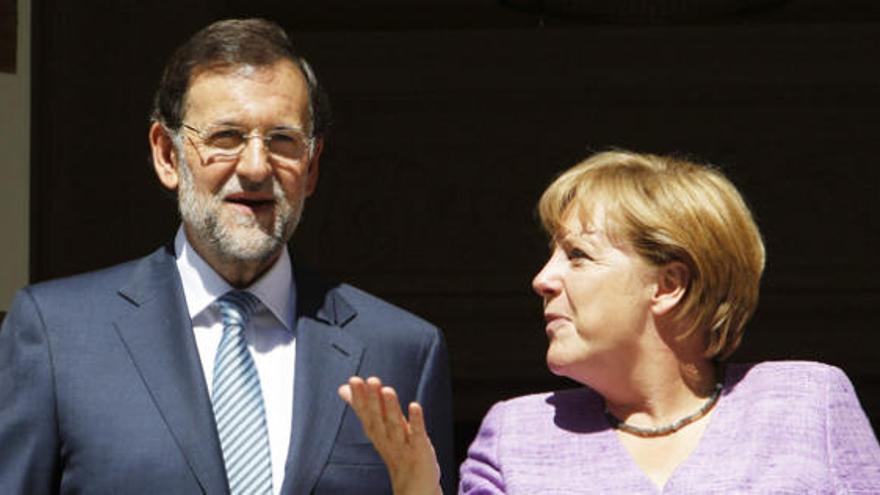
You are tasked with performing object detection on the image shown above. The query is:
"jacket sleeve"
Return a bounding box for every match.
[825,365,880,492]
[0,288,61,494]
[459,401,506,495]
[415,326,456,495]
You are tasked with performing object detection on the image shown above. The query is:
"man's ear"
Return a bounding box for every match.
[150,122,180,191]
[305,137,323,197]
[651,261,689,317]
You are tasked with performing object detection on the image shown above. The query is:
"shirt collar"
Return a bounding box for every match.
[174,226,296,331]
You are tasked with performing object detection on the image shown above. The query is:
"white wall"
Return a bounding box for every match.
[0,0,30,311]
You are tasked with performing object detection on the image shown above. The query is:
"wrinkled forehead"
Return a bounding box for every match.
[182,61,311,131]
[183,60,311,121]
[188,60,306,86]
[550,197,630,250]
[547,185,620,235]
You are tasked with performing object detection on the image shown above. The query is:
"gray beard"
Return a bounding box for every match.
[175,150,303,263]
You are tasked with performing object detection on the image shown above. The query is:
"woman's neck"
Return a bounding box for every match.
[600,355,719,429]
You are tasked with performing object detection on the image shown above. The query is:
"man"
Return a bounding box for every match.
[0,18,454,494]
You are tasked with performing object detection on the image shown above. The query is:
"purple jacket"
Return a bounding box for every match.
[461,361,880,494]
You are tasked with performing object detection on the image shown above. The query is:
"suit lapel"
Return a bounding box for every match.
[114,246,229,494]
[282,272,364,495]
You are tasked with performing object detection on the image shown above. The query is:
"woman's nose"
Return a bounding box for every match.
[532,256,562,298]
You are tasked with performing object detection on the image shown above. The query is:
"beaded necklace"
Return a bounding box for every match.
[605,381,723,438]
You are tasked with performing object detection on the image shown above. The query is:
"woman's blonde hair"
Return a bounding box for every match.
[538,151,765,360]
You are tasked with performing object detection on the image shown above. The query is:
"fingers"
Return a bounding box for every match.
[408,402,436,454]
[363,377,385,423]
[339,377,376,436]
[340,377,402,442]
[337,384,353,403]
[339,376,441,494]
[341,377,424,442]
[344,377,368,412]
[408,401,441,489]
[408,402,426,437]
[381,386,407,445]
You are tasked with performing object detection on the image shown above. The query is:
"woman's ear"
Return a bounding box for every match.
[651,261,689,316]
[150,122,180,191]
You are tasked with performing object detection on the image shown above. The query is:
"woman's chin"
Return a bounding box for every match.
[546,353,571,377]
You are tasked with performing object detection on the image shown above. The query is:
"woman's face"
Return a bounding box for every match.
[532,209,659,383]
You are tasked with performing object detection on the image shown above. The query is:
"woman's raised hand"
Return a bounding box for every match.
[338,376,443,495]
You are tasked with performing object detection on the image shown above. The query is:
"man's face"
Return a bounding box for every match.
[172,60,319,264]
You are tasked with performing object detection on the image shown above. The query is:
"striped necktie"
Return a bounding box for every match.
[212,290,273,494]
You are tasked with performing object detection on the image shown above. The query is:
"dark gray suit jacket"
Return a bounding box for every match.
[0,244,455,494]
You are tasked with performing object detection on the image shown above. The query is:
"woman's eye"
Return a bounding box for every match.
[567,248,590,260]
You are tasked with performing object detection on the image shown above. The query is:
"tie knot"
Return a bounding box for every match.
[216,290,260,328]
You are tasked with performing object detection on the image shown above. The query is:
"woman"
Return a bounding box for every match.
[339,151,880,493]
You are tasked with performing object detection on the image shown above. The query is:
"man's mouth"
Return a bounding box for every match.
[224,194,275,212]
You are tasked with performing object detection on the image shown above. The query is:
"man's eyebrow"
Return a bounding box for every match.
[271,124,308,132]
[204,120,244,128]
[203,120,307,132]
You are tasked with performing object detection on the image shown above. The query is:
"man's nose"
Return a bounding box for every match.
[235,136,273,183]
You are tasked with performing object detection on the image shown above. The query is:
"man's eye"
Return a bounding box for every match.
[206,130,244,149]
[268,133,308,159]
[270,133,296,143]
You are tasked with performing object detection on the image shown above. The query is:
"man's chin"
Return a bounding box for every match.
[215,226,283,262]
